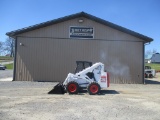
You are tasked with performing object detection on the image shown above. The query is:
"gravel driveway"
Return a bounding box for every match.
[0,81,160,120]
[0,69,13,79]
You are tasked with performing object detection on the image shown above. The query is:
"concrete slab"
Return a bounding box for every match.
[0,77,13,81]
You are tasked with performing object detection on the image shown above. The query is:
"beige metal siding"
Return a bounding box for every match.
[15,17,144,83]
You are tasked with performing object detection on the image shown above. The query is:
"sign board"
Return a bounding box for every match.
[69,26,94,39]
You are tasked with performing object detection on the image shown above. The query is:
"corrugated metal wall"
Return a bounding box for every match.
[15,17,144,83]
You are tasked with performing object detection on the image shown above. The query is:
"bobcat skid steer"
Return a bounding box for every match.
[48,61,110,95]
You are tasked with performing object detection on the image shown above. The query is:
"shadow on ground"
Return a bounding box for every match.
[48,88,119,95]
[145,79,160,84]
[78,89,119,95]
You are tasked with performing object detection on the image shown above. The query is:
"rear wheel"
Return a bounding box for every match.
[66,81,79,94]
[149,74,153,78]
[87,82,100,95]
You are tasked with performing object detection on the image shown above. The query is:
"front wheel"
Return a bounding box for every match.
[87,82,100,95]
[66,81,79,94]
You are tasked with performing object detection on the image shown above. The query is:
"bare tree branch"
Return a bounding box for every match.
[145,49,157,55]
[4,37,15,57]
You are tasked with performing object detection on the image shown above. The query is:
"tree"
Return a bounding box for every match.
[145,49,157,55]
[0,41,4,55]
[152,49,157,54]
[4,37,15,57]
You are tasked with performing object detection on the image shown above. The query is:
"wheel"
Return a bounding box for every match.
[66,81,79,94]
[87,82,100,95]
[149,74,153,78]
[144,73,148,78]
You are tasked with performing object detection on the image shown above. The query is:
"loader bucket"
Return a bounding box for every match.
[48,83,65,94]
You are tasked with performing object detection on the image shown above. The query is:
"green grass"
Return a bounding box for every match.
[145,63,160,71]
[0,56,13,60]
[5,63,13,69]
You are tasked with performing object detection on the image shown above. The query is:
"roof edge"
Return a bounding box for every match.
[6,12,84,37]
[81,12,153,42]
[6,11,153,42]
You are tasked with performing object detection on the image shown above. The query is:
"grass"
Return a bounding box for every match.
[0,56,13,63]
[0,56,13,60]
[5,63,13,69]
[145,63,160,71]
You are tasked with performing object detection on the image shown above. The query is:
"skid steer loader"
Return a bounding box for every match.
[48,61,110,95]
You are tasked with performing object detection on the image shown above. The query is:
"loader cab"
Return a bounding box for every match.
[75,61,92,73]
[145,66,151,69]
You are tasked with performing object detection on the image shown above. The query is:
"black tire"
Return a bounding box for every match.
[145,73,148,78]
[66,81,79,94]
[87,82,100,95]
[149,74,153,78]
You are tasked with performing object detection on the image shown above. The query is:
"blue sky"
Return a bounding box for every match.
[0,0,159,53]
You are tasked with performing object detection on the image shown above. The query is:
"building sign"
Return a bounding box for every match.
[69,26,94,39]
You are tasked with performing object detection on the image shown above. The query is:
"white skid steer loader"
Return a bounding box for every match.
[48,61,110,95]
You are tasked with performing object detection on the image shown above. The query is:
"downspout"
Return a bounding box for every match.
[143,42,151,84]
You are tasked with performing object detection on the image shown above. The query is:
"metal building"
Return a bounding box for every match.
[6,12,153,83]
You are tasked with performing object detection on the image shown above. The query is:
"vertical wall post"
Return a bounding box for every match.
[143,42,145,84]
